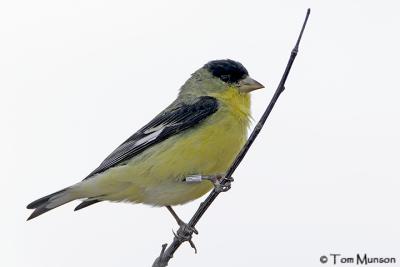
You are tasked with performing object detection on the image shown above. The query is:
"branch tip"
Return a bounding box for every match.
[294,8,311,51]
[151,8,311,266]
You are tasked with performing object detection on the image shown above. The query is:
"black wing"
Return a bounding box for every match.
[84,96,219,179]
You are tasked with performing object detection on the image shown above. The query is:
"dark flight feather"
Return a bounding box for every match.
[27,96,219,216]
[84,96,219,179]
[71,96,219,210]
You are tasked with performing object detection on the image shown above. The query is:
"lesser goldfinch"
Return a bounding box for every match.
[27,59,264,221]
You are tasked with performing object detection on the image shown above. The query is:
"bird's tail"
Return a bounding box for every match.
[26,187,77,220]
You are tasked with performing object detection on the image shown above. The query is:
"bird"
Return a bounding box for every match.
[26,59,264,225]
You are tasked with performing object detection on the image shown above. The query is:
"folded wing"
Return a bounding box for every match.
[84,96,219,179]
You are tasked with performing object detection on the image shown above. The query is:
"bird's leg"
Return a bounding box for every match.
[166,206,198,235]
[166,206,198,253]
[203,174,234,193]
[184,174,234,193]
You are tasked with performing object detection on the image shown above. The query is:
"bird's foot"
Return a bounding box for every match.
[166,206,198,235]
[166,206,198,253]
[173,221,198,253]
[175,218,198,235]
[185,174,234,193]
[204,175,234,193]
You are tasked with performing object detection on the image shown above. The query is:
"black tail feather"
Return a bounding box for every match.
[26,188,72,220]
[27,206,52,220]
[74,199,102,211]
[27,188,67,209]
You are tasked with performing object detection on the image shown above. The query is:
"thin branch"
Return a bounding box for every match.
[152,8,311,267]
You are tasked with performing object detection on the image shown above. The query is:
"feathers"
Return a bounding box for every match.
[26,59,259,219]
[26,97,220,219]
[84,96,219,179]
[74,199,102,211]
[204,59,248,83]
[27,188,75,220]
[74,86,251,206]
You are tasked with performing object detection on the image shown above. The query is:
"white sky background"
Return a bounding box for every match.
[1,1,399,266]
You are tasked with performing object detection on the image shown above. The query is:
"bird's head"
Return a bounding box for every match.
[179,59,264,97]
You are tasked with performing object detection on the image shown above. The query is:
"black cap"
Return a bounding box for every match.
[204,59,248,83]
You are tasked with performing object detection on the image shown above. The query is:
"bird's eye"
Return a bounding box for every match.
[220,74,230,82]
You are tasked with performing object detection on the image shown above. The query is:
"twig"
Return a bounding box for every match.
[152,8,311,267]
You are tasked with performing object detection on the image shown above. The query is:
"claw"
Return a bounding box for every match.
[206,175,234,193]
[165,205,198,253]
[173,223,198,253]
[189,240,198,254]
[176,221,198,235]
[185,224,199,235]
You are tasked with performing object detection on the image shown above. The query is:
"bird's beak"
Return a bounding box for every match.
[238,76,265,93]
